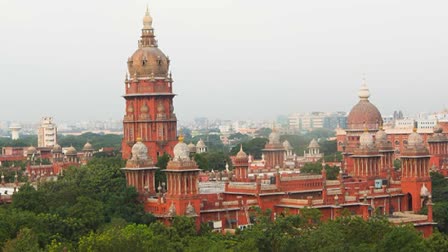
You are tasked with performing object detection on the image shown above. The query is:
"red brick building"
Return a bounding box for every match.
[122,9,440,237]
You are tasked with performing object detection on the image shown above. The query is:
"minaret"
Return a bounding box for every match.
[122,7,178,162]
[400,127,431,212]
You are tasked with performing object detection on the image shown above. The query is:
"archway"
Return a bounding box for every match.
[407,193,413,211]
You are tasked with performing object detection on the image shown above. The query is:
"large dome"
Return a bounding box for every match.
[347,83,382,130]
[128,47,169,78]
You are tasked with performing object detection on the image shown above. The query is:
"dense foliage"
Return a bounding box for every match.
[0,157,153,250]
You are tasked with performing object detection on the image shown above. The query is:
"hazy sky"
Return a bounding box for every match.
[1,0,448,123]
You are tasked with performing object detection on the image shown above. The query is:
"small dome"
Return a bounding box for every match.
[27,146,37,155]
[66,146,77,156]
[52,144,62,153]
[359,131,374,148]
[283,140,293,150]
[188,142,196,152]
[196,139,206,148]
[407,130,424,147]
[268,130,280,144]
[82,142,94,152]
[236,145,248,159]
[308,139,320,149]
[173,136,190,161]
[375,128,387,143]
[131,139,148,161]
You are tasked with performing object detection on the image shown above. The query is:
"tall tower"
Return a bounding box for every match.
[233,145,249,182]
[122,7,178,161]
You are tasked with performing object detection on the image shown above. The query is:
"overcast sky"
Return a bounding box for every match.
[1,0,447,123]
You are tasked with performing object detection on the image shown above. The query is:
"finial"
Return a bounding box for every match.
[358,76,370,100]
[136,137,143,142]
[143,5,153,29]
[363,121,368,132]
[178,134,184,143]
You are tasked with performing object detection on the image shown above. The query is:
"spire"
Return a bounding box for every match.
[358,76,370,101]
[140,6,157,47]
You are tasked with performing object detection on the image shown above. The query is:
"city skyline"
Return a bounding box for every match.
[1,0,448,122]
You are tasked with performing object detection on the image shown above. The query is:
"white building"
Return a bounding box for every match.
[9,123,21,140]
[38,117,57,147]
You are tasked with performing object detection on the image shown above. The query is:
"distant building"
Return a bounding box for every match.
[9,123,21,140]
[289,112,347,131]
[38,117,57,147]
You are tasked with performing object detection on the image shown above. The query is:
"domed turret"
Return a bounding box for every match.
[347,81,382,130]
[308,139,320,149]
[283,140,293,151]
[236,145,248,159]
[402,128,429,155]
[127,8,169,78]
[27,146,37,155]
[66,146,77,156]
[52,143,62,153]
[82,142,94,152]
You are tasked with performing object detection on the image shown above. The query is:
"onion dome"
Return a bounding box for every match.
[420,183,430,197]
[127,7,169,78]
[185,201,197,216]
[131,138,148,161]
[347,81,383,130]
[268,129,281,144]
[408,129,424,147]
[188,142,196,153]
[402,128,429,155]
[196,139,206,148]
[66,146,77,156]
[82,142,94,152]
[52,143,62,153]
[359,130,375,149]
[375,126,392,150]
[173,135,190,161]
[27,146,37,155]
[428,121,447,142]
[308,139,320,149]
[375,127,387,143]
[283,140,293,150]
[236,145,248,159]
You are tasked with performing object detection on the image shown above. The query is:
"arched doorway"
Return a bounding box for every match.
[407,193,413,211]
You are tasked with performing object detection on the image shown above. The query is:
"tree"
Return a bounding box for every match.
[3,228,40,252]
[229,138,268,159]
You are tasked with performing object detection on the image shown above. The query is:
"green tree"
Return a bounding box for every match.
[3,228,40,252]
